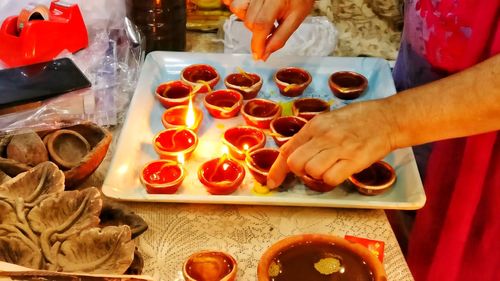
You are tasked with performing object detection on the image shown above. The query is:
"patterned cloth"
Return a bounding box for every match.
[314,0,403,59]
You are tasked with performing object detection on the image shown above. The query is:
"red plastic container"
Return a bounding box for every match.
[0,1,88,68]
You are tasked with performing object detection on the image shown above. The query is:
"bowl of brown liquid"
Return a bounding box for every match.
[329,71,368,100]
[274,67,312,97]
[257,234,387,281]
[348,161,396,195]
[183,251,237,281]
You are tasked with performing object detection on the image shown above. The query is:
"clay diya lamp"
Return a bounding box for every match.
[329,71,368,100]
[153,128,198,161]
[257,234,387,281]
[204,89,243,119]
[181,64,220,93]
[161,105,203,132]
[45,129,91,169]
[183,251,237,281]
[292,98,330,121]
[245,148,280,185]
[301,174,337,193]
[154,80,193,108]
[140,160,185,194]
[348,161,396,195]
[273,67,312,97]
[222,126,266,160]
[241,99,282,129]
[198,155,246,195]
[270,116,307,147]
[224,72,263,100]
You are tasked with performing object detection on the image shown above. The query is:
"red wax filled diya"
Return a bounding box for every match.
[292,98,330,121]
[224,71,263,100]
[241,99,282,129]
[181,64,220,93]
[161,105,203,132]
[270,116,308,147]
[155,80,193,108]
[223,126,266,160]
[183,251,238,281]
[348,161,396,195]
[329,71,368,100]
[274,67,312,97]
[246,148,280,185]
[204,89,243,119]
[140,159,185,194]
[153,128,198,161]
[198,154,246,195]
[301,174,337,192]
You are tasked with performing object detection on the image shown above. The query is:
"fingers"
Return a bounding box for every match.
[245,0,282,60]
[303,148,339,180]
[262,12,303,60]
[230,0,250,20]
[286,138,330,176]
[267,154,290,189]
[322,160,361,187]
[280,122,315,159]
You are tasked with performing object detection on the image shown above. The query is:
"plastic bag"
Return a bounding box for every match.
[0,1,144,136]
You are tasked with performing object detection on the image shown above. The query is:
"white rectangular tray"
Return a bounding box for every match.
[102,52,426,210]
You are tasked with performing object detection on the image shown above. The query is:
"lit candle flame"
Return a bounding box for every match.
[222,145,229,156]
[243,144,249,152]
[177,153,185,165]
[186,95,196,129]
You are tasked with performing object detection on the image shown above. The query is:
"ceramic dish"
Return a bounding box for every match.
[102,52,425,210]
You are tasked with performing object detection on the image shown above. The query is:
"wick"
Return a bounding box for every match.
[283,83,298,93]
[209,154,228,182]
[196,80,212,92]
[236,67,255,84]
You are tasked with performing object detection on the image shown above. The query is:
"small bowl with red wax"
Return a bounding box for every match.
[155,80,193,108]
[140,160,185,194]
[183,251,237,281]
[348,161,396,195]
[274,67,312,97]
[181,64,220,93]
[223,126,266,160]
[224,72,263,100]
[329,71,368,100]
[153,128,198,161]
[292,97,330,121]
[270,116,307,147]
[198,156,246,195]
[301,174,337,193]
[204,89,243,119]
[161,105,203,132]
[241,99,282,129]
[246,148,280,185]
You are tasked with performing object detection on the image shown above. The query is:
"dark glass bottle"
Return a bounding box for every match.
[128,0,186,53]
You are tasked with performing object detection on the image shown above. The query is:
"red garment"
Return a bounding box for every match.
[405,0,500,280]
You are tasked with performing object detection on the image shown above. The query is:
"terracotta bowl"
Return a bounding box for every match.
[183,251,237,281]
[155,80,192,108]
[222,126,266,160]
[198,157,246,195]
[292,98,330,121]
[153,128,198,161]
[274,67,312,97]
[329,71,368,100]
[42,123,112,189]
[241,99,282,129]
[140,160,185,194]
[181,64,220,93]
[45,129,91,170]
[246,148,280,185]
[270,116,307,147]
[161,105,203,132]
[224,72,263,100]
[204,89,243,119]
[257,234,387,281]
[348,161,396,195]
[301,174,337,193]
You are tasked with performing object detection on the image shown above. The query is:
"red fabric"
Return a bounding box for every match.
[407,1,500,280]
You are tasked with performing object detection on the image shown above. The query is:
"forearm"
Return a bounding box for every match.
[385,54,500,149]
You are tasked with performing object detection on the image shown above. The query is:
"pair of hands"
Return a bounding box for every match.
[223,0,315,60]
[223,0,396,189]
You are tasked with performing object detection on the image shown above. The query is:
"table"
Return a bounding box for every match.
[87,31,414,281]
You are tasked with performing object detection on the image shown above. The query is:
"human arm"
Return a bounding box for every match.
[223,0,315,60]
[267,54,500,189]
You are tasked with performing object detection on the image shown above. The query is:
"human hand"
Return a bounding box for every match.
[223,0,315,60]
[267,100,398,189]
